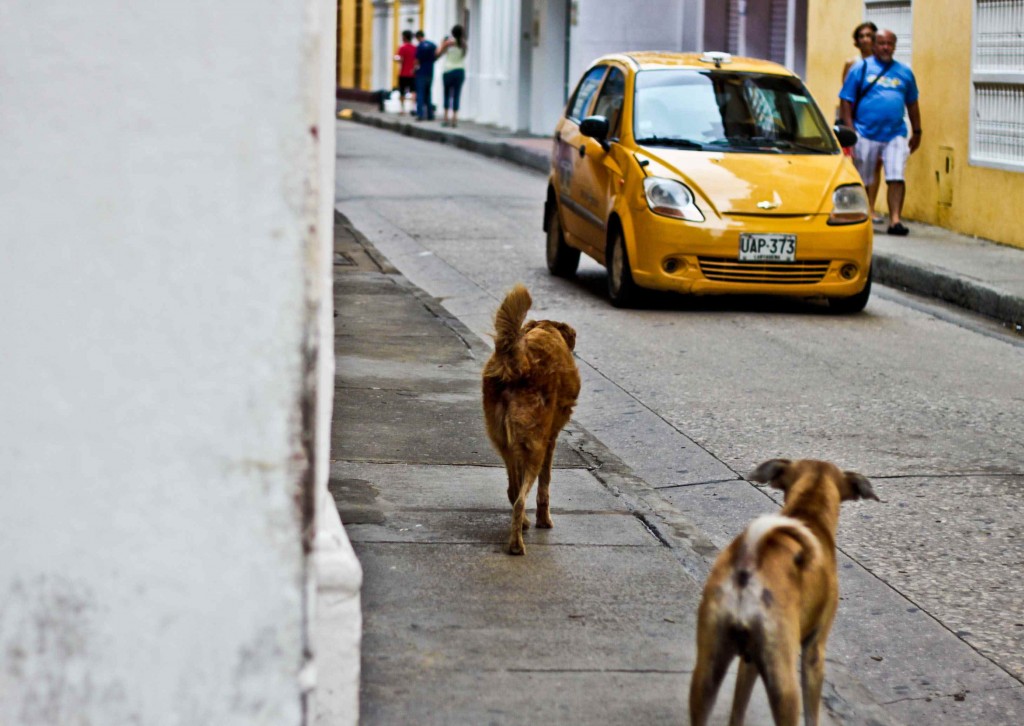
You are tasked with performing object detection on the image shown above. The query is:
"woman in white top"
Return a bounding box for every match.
[437,25,467,128]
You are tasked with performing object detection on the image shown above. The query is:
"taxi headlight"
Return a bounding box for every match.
[828,184,869,225]
[643,178,704,222]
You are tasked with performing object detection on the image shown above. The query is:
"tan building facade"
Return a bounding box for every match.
[804,0,1024,250]
[338,0,375,90]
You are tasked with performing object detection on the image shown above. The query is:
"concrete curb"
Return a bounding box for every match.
[345,109,1024,331]
[350,111,548,172]
[313,485,362,726]
[873,251,1024,330]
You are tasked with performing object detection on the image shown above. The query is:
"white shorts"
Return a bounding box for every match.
[853,135,910,185]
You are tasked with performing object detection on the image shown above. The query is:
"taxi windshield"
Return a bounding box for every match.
[633,69,838,154]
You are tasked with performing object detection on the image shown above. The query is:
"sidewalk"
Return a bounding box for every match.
[340,102,1024,334]
[330,210,895,725]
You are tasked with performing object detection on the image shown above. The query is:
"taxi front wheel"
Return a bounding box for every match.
[607,227,640,308]
[546,206,580,277]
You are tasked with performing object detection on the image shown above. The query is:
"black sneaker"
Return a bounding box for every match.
[887,222,910,236]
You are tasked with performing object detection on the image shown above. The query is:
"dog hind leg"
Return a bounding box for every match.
[689,633,735,726]
[505,456,518,506]
[728,658,758,726]
[508,455,542,555]
[504,452,533,529]
[800,635,828,726]
[757,644,802,726]
[535,437,557,529]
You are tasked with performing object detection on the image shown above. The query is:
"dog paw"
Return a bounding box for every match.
[521,518,531,530]
[508,540,525,556]
[536,507,553,528]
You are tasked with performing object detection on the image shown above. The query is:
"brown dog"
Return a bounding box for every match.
[482,284,580,555]
[689,459,879,726]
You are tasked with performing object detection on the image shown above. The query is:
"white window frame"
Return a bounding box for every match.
[970,0,1024,172]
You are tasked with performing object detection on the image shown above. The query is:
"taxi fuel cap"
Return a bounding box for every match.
[699,51,732,67]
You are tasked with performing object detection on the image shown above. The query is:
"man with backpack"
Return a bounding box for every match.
[839,29,921,236]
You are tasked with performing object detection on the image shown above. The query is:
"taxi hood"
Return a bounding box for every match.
[638,149,851,216]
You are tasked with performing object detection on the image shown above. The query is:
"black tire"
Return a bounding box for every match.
[545,204,580,277]
[606,226,640,308]
[828,266,872,314]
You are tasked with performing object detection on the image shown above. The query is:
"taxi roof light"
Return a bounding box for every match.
[699,51,732,68]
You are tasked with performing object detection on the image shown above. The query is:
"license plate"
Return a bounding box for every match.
[739,233,797,262]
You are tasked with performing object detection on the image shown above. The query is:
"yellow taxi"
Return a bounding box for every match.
[544,51,872,311]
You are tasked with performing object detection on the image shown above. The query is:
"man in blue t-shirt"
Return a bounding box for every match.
[840,29,922,236]
[414,30,437,121]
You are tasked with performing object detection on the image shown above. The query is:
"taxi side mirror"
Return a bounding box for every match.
[833,124,858,149]
[580,115,610,151]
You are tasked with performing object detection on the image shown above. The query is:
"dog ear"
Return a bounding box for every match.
[748,459,793,491]
[841,471,879,502]
[552,322,576,351]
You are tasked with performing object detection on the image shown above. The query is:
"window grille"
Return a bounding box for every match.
[864,0,913,67]
[727,0,791,65]
[972,0,1024,169]
[974,85,1024,163]
[727,0,741,56]
[975,0,1024,70]
[768,0,789,66]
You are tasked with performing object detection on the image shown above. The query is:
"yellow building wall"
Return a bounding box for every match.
[337,0,374,90]
[804,0,1024,250]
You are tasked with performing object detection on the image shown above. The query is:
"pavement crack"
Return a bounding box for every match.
[633,512,671,547]
[571,357,740,480]
[345,506,633,515]
[868,472,1024,479]
[653,476,744,489]
[501,667,689,675]
[332,457,504,466]
[355,541,659,548]
[836,552,1024,688]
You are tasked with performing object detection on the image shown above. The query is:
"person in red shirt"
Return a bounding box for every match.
[394,30,417,115]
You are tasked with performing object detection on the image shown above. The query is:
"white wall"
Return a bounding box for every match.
[529,0,570,135]
[0,1,355,723]
[425,0,706,134]
[414,0,524,128]
[372,1,394,90]
[410,0,711,133]
[421,0,456,115]
[568,0,686,88]
[470,0,525,127]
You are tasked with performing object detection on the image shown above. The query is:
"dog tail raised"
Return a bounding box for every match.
[487,284,532,382]
[741,514,820,573]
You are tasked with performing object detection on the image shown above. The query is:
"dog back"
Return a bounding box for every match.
[707,515,822,655]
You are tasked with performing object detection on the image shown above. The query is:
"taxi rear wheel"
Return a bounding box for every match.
[828,266,872,314]
[607,227,639,308]
[546,205,580,277]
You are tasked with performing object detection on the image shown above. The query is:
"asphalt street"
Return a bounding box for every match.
[335,119,1024,723]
